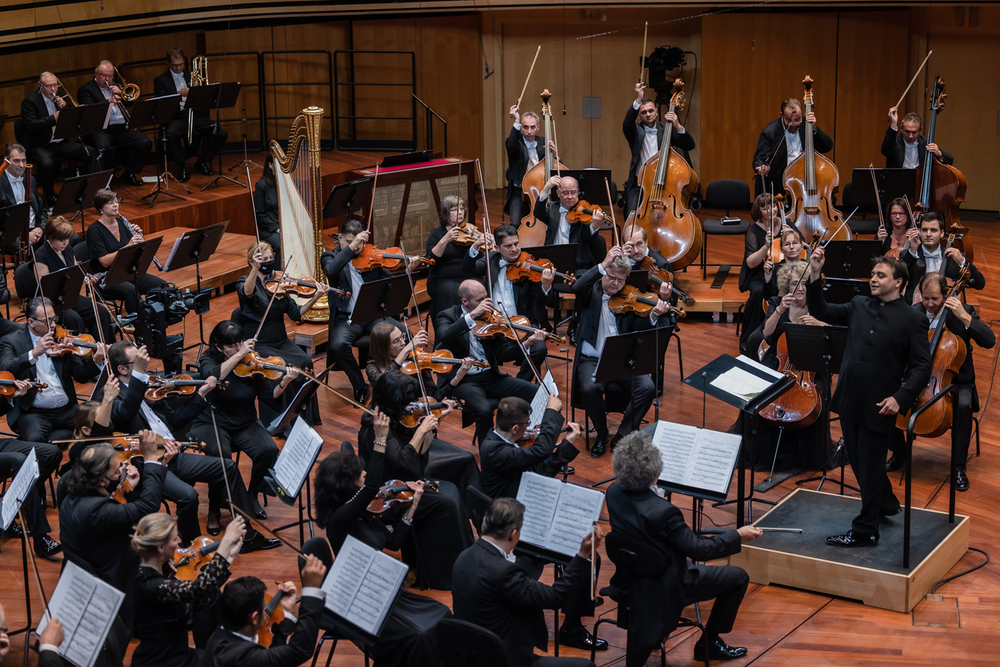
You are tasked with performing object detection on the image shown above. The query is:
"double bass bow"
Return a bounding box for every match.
[518,89,569,248]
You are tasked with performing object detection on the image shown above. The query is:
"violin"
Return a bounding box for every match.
[47,326,99,358]
[113,438,204,464]
[171,536,220,581]
[233,351,293,380]
[0,371,46,396]
[257,590,287,648]
[564,201,602,225]
[608,285,685,319]
[351,244,435,273]
[398,399,464,429]
[111,473,134,504]
[264,272,348,299]
[399,349,489,376]
[472,308,567,345]
[453,222,481,247]
[366,479,440,515]
[759,333,822,429]
[145,375,229,402]
[505,251,576,285]
[516,425,572,448]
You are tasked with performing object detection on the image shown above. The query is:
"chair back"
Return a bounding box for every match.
[436,618,513,667]
[466,485,492,537]
[704,179,751,215]
[14,262,36,300]
[300,536,334,572]
[231,306,245,326]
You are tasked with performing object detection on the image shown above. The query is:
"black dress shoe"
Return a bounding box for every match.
[608,433,624,452]
[241,532,282,554]
[560,465,575,476]
[827,529,878,547]
[120,173,143,187]
[206,508,221,536]
[559,626,608,651]
[195,161,213,176]
[884,453,905,472]
[34,536,62,560]
[5,521,23,539]
[46,194,59,206]
[693,637,748,661]
[354,384,371,406]
[955,467,970,492]
[590,438,607,459]
[880,505,902,517]
[177,165,191,183]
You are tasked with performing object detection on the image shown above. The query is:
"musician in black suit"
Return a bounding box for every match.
[319,218,407,405]
[504,105,552,226]
[623,82,697,215]
[607,433,761,666]
[76,61,151,187]
[203,556,326,667]
[881,107,953,170]
[533,175,607,273]
[152,48,228,183]
[0,297,104,442]
[573,248,674,458]
[462,224,552,381]
[0,144,48,246]
[451,497,600,667]
[253,155,281,259]
[752,98,833,197]
[901,212,984,304]
[19,72,96,204]
[806,251,932,546]
[434,280,538,446]
[622,226,677,306]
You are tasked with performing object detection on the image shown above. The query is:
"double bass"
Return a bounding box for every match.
[518,89,569,248]
[625,79,702,269]
[783,76,850,242]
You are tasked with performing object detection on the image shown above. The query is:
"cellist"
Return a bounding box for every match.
[901,212,985,304]
[881,107,953,169]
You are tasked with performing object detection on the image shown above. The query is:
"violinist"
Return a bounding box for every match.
[131,513,246,667]
[434,279,538,447]
[752,98,832,196]
[902,212,984,304]
[574,248,673,458]
[877,198,911,258]
[533,175,608,272]
[0,296,106,443]
[462,224,551,381]
[888,273,994,492]
[87,188,168,314]
[623,226,676,304]
[505,106,552,226]
[426,195,478,323]
[0,144,48,243]
[33,216,115,340]
[806,249,931,547]
[623,81,696,215]
[320,218,408,405]
[366,322,475,396]
[882,107,953,170]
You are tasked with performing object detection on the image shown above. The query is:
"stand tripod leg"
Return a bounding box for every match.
[8,530,34,667]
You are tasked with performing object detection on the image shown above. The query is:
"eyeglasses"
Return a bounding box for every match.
[560,190,579,196]
[890,212,906,217]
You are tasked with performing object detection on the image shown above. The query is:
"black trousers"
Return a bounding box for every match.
[841,420,899,536]
[576,357,655,441]
[159,452,252,542]
[507,187,528,227]
[330,312,404,393]
[449,370,537,445]
[99,273,168,314]
[496,338,547,382]
[739,278,768,353]
[63,296,115,341]
[26,140,95,198]
[952,384,974,465]
[17,403,77,444]
[189,419,278,496]
[92,124,152,175]
[164,112,228,166]
[682,563,749,639]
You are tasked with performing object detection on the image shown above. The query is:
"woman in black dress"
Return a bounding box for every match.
[877,197,913,258]
[87,188,167,313]
[314,418,451,667]
[33,216,114,339]
[131,513,246,667]
[253,155,281,260]
[365,320,475,393]
[425,195,479,324]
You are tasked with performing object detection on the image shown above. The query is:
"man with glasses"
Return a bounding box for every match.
[881,107,952,169]
[574,247,672,458]
[533,175,607,273]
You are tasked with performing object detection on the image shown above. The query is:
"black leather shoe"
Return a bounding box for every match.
[884,453,905,472]
[827,529,878,547]
[955,467,970,492]
[206,508,221,536]
[881,505,902,517]
[34,536,62,560]
[608,433,624,452]
[5,521,23,539]
[560,465,575,476]
[559,627,608,651]
[195,161,213,176]
[241,532,282,554]
[120,172,143,187]
[177,165,191,183]
[354,384,371,406]
[693,637,748,661]
[590,438,607,459]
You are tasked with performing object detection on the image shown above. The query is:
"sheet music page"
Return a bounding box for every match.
[323,535,375,619]
[652,421,701,487]
[164,236,184,271]
[515,472,562,547]
[542,370,559,397]
[322,535,406,636]
[544,482,604,558]
[528,384,549,429]
[710,366,772,400]
[38,560,125,667]
[1,448,38,530]
[736,354,786,380]
[272,417,323,498]
[652,420,742,496]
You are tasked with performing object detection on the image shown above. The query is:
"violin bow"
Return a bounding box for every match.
[903,194,919,230]
[474,159,495,302]
[366,163,380,233]
[78,263,108,354]
[550,120,561,178]
[820,207,858,249]
[605,177,620,248]
[397,239,433,417]
[207,405,238,523]
[869,164,886,235]
[29,241,54,335]
[295,365,376,416]
[894,50,933,113]
[495,296,549,393]
[252,251,294,341]
[516,45,541,110]
[19,507,52,618]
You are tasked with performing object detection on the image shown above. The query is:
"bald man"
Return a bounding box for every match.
[533,175,607,273]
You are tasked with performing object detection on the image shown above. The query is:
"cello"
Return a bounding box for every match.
[518,89,569,248]
[783,76,850,242]
[625,79,702,269]
[759,333,822,429]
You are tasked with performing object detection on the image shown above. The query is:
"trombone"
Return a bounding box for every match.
[55,78,78,107]
[112,65,140,124]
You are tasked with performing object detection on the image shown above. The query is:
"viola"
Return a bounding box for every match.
[351,244,435,273]
[233,351,292,380]
[47,327,99,358]
[264,272,348,299]
[111,474,133,504]
[505,251,576,285]
[518,89,570,249]
[453,222,481,247]
[472,309,567,345]
[608,285,685,319]
[398,399,464,429]
[399,349,489,376]
[0,371,46,396]
[171,536,220,581]
[759,333,822,429]
[564,201,602,225]
[516,425,572,448]
[113,438,204,464]
[257,590,287,648]
[145,374,229,402]
[914,77,967,236]
[367,479,441,515]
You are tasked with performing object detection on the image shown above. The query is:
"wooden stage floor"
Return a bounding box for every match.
[2,149,999,666]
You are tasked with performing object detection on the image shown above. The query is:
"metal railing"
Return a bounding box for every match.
[260,50,336,149]
[333,50,416,152]
[413,93,447,156]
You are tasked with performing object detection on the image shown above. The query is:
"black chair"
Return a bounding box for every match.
[839,182,880,236]
[592,531,709,667]
[13,261,37,301]
[700,180,752,280]
[466,485,492,538]
[437,618,513,667]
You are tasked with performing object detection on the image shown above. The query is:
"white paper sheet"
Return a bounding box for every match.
[321,535,408,636]
[516,473,604,558]
[272,416,323,498]
[1,448,38,531]
[652,420,743,496]
[710,366,772,399]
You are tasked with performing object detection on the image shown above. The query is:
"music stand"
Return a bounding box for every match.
[851,168,917,210]
[323,177,373,224]
[823,278,870,304]
[558,169,613,208]
[53,169,114,231]
[38,261,89,318]
[163,221,229,354]
[267,368,327,436]
[349,276,413,325]
[101,237,163,296]
[380,150,433,168]
[822,240,883,280]
[131,94,188,207]
[523,243,578,276]
[188,82,243,191]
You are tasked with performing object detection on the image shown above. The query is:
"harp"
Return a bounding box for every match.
[271,106,328,321]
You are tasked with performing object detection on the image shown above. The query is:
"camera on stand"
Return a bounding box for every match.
[135,285,213,374]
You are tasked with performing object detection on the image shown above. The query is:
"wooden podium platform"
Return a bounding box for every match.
[730,489,970,613]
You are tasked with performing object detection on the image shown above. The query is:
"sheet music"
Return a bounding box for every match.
[542,370,559,397]
[735,354,786,381]
[164,236,184,271]
[652,420,742,496]
[322,535,408,636]
[710,366,772,399]
[1,448,38,530]
[38,561,125,667]
[516,473,604,558]
[272,417,323,498]
[528,372,560,429]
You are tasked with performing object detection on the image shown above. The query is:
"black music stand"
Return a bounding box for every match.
[101,237,163,296]
[38,261,89,318]
[268,368,328,436]
[53,169,114,231]
[189,82,243,191]
[523,243,578,276]
[350,276,413,324]
[163,221,228,354]
[559,169,614,208]
[683,355,794,526]
[0,202,29,258]
[850,168,917,211]
[783,323,859,494]
[822,240,883,280]
[823,278,870,304]
[380,150,433,168]
[132,94,188,207]
[323,177,373,225]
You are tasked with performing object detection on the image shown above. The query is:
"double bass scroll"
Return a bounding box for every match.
[518,90,569,249]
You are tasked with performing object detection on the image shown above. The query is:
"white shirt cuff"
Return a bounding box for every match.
[513,122,521,130]
[464,314,476,329]
[632,101,640,110]
[40,645,60,653]
[302,587,325,600]
[597,264,607,276]
[132,370,149,383]
[468,247,480,258]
